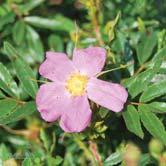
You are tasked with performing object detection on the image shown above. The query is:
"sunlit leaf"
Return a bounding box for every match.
[0,62,18,98]
[4,41,19,59]
[24,15,74,32]
[12,20,26,45]
[47,155,63,166]
[26,26,44,62]
[40,129,51,152]
[136,32,157,64]
[0,101,36,124]
[0,144,11,161]
[148,102,166,114]
[140,80,166,102]
[3,42,38,98]
[0,99,17,117]
[48,34,64,52]
[13,58,38,98]
[138,154,155,166]
[128,69,154,98]
[139,105,166,145]
[104,151,123,166]
[149,46,166,71]
[123,105,144,138]
[22,157,33,166]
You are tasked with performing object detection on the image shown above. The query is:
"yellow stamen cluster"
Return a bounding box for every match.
[66,73,88,96]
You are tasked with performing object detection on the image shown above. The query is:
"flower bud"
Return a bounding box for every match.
[123,143,141,166]
[159,152,166,166]
[149,139,164,159]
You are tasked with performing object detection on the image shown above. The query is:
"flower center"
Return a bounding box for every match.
[66,73,88,96]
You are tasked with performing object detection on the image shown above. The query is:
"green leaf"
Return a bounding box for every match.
[128,69,154,98]
[63,152,75,166]
[99,108,109,118]
[140,80,166,102]
[13,58,38,98]
[139,154,155,166]
[124,40,134,75]
[104,151,123,166]
[48,34,64,52]
[122,76,136,89]
[158,29,166,50]
[26,26,44,62]
[0,99,17,117]
[22,157,33,166]
[112,31,126,53]
[0,12,15,31]
[66,41,74,56]
[4,42,38,98]
[104,11,121,42]
[0,101,36,124]
[19,0,44,14]
[123,47,166,96]
[19,83,30,100]
[148,102,166,114]
[139,105,166,145]
[80,38,97,45]
[0,62,19,98]
[159,68,166,74]
[12,20,26,45]
[40,129,51,153]
[47,155,63,166]
[0,6,7,16]
[0,90,5,98]
[150,46,166,71]
[4,41,19,59]
[122,105,144,138]
[0,144,11,161]
[136,32,157,64]
[24,15,74,32]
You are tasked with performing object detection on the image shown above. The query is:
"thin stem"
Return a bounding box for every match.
[134,65,145,75]
[0,125,27,135]
[96,63,132,77]
[50,132,56,155]
[74,21,79,49]
[134,61,149,75]
[93,17,104,46]
[5,96,25,105]
[73,134,96,165]
[0,125,41,142]
[89,141,103,166]
[30,78,49,83]
[91,0,104,45]
[129,102,143,106]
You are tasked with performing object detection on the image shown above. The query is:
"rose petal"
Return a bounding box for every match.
[87,78,128,112]
[73,47,106,77]
[60,95,92,132]
[39,51,77,82]
[36,82,69,122]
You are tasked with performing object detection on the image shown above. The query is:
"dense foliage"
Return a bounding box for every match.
[0,0,166,165]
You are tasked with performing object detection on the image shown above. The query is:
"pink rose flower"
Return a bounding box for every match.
[36,47,128,132]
